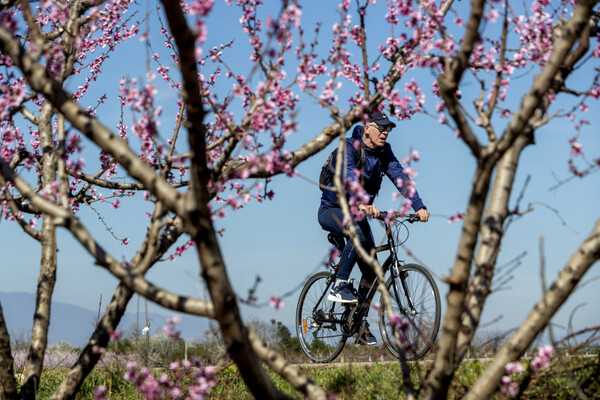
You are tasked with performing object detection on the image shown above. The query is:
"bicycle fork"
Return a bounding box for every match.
[393,262,418,316]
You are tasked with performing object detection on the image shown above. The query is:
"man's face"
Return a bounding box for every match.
[364,123,391,148]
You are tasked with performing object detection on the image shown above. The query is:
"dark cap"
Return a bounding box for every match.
[369,111,396,128]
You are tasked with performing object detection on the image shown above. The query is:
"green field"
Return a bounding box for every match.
[7,354,599,399]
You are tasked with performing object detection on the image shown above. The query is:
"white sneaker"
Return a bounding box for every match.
[327,282,358,304]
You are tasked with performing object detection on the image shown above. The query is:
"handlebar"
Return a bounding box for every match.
[378,211,421,223]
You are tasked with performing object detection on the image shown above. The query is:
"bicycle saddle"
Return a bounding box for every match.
[327,233,345,251]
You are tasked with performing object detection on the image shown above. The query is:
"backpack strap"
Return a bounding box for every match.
[319,129,367,190]
[354,143,365,168]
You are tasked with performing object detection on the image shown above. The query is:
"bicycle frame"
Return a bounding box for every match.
[297,213,441,362]
[313,216,415,339]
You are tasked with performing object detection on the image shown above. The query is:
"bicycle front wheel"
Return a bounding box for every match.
[296,271,347,363]
[378,263,441,360]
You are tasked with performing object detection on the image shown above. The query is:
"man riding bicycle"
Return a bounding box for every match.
[318,111,429,345]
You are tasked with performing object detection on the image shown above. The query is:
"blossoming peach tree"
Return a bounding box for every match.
[0,0,599,399]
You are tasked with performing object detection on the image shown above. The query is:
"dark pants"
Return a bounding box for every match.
[318,205,377,284]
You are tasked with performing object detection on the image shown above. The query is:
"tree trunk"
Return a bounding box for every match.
[0,303,19,400]
[456,134,533,360]
[21,104,58,400]
[423,162,495,399]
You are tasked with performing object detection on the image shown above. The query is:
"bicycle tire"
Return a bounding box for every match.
[378,263,441,360]
[296,271,347,363]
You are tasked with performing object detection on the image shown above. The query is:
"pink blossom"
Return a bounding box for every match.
[163,325,181,340]
[389,314,410,343]
[93,385,107,400]
[108,329,122,343]
[403,167,417,178]
[399,199,413,216]
[571,142,583,156]
[447,212,463,223]
[0,11,18,34]
[326,247,341,268]
[227,195,242,210]
[531,344,553,371]
[505,361,524,374]
[169,362,180,372]
[500,377,519,396]
[188,0,214,16]
[346,176,371,221]
[269,296,285,309]
[0,79,26,121]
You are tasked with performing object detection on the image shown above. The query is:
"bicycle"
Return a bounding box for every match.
[295,213,441,363]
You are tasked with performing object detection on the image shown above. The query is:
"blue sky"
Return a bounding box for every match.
[1,1,599,343]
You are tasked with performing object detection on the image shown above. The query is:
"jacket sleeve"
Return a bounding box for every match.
[384,145,426,211]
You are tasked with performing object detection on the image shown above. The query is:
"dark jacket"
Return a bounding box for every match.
[320,125,426,211]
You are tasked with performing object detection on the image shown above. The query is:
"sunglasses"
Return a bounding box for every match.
[372,123,394,133]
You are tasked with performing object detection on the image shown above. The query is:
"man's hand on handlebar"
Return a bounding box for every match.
[358,204,381,219]
[368,208,428,223]
[416,208,429,222]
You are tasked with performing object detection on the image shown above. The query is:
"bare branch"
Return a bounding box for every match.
[159,2,288,399]
[492,0,599,159]
[0,26,186,217]
[0,172,41,240]
[465,218,600,400]
[0,158,214,318]
[483,0,509,142]
[436,0,486,159]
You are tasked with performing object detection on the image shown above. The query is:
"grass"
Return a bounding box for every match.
[209,362,412,399]
[35,367,144,400]
[5,353,599,399]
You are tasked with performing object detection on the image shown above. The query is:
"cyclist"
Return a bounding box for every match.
[318,111,429,345]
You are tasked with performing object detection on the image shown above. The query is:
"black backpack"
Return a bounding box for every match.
[319,145,365,190]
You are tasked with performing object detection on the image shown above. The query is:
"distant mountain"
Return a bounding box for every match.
[0,292,209,347]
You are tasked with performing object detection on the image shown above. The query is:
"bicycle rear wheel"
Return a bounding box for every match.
[378,263,441,360]
[296,271,347,363]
